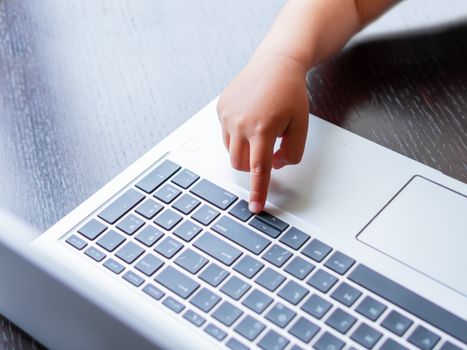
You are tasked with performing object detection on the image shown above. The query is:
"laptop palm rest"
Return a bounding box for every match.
[358,175,467,297]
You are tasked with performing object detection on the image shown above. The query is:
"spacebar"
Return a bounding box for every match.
[349,264,467,343]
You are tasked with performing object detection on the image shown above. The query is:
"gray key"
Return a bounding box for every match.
[135,198,163,219]
[190,288,221,312]
[136,159,181,193]
[175,248,208,274]
[314,332,345,350]
[325,308,356,334]
[173,220,202,242]
[190,179,238,210]
[212,301,243,326]
[256,212,289,232]
[381,310,413,336]
[301,294,332,319]
[380,339,409,350]
[98,189,144,224]
[154,237,183,259]
[163,296,185,313]
[135,225,164,247]
[249,217,281,238]
[122,271,144,287]
[355,296,387,321]
[172,193,201,215]
[289,317,320,343]
[199,263,229,287]
[235,316,265,341]
[258,330,289,350]
[307,269,338,293]
[302,239,332,262]
[104,258,125,274]
[331,282,362,307]
[242,289,273,314]
[234,255,264,278]
[154,208,182,231]
[439,342,462,350]
[408,326,440,350]
[154,184,182,204]
[325,251,355,275]
[194,232,242,266]
[255,268,285,292]
[155,266,199,299]
[183,309,206,327]
[84,246,106,262]
[97,229,125,252]
[265,303,296,328]
[279,227,309,250]
[66,234,87,250]
[204,323,227,341]
[212,216,270,255]
[116,241,144,264]
[284,256,315,280]
[143,283,165,301]
[221,276,251,300]
[135,253,164,276]
[351,323,382,349]
[116,214,144,235]
[226,338,248,350]
[78,219,107,240]
[191,204,220,226]
[228,199,254,222]
[277,280,308,305]
[171,168,199,189]
[262,244,292,267]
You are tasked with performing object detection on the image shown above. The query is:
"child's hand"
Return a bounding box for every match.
[217,53,309,213]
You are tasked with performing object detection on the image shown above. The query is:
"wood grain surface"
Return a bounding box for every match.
[0,0,465,348]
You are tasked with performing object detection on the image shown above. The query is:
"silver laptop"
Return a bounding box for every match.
[0,97,466,350]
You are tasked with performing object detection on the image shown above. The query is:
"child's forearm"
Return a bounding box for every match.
[256,0,396,70]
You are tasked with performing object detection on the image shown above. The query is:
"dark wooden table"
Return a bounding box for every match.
[0,1,466,348]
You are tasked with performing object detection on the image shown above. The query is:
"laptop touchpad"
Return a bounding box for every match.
[358,176,467,296]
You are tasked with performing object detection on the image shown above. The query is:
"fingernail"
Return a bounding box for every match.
[249,201,262,213]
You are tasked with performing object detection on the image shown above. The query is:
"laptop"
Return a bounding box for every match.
[0,97,465,350]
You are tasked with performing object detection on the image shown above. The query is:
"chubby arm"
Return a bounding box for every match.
[217,0,396,213]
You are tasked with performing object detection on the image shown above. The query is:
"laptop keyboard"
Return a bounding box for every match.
[64,159,467,350]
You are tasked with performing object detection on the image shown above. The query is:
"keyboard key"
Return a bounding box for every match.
[351,323,382,349]
[228,199,254,222]
[116,214,144,235]
[289,317,320,343]
[135,253,164,276]
[212,301,243,326]
[314,332,345,350]
[242,289,273,314]
[103,258,125,274]
[134,225,164,247]
[154,237,183,259]
[256,211,289,232]
[301,294,332,319]
[172,220,202,242]
[221,276,250,300]
[234,255,264,278]
[98,189,144,224]
[84,246,106,262]
[78,218,107,240]
[204,323,227,341]
[193,232,242,266]
[380,339,409,350]
[249,217,281,238]
[235,316,265,341]
[408,325,440,350]
[163,296,185,314]
[258,330,289,350]
[135,198,163,219]
[325,308,356,334]
[171,168,199,189]
[154,184,181,204]
[213,216,270,255]
[199,263,229,287]
[143,283,165,301]
[183,309,206,327]
[355,296,386,321]
[155,266,199,299]
[278,280,308,305]
[122,271,144,287]
[302,239,332,262]
[331,282,362,307]
[262,244,292,267]
[175,248,208,274]
[154,208,182,231]
[190,288,221,312]
[191,204,220,226]
[439,342,463,350]
[226,338,248,350]
[116,241,144,264]
[279,227,310,250]
[66,234,87,250]
[136,159,181,193]
[325,251,355,275]
[291,346,304,350]
[172,194,201,215]
[284,256,315,280]
[265,303,296,328]
[96,230,125,252]
[255,268,285,292]
[381,310,413,336]
[307,269,338,293]
[190,179,238,210]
